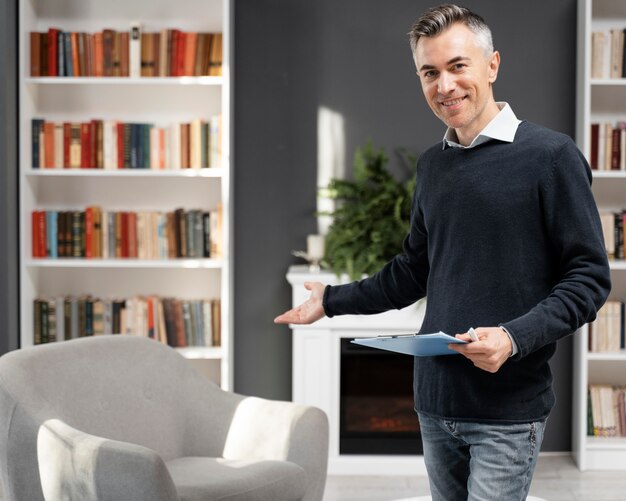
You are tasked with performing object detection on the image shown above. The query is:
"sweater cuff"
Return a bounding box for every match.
[322,285,334,318]
[500,319,528,360]
[499,325,519,358]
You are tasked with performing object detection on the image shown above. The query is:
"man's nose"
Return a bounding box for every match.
[437,72,456,94]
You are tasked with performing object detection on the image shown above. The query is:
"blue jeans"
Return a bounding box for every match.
[418,413,546,501]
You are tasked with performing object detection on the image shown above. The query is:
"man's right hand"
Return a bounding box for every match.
[274,281,326,325]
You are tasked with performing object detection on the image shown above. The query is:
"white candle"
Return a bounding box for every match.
[306,234,325,261]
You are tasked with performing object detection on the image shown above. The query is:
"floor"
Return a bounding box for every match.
[2,454,624,500]
[322,454,626,501]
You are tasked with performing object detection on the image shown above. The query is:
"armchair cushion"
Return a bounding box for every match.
[165,457,306,501]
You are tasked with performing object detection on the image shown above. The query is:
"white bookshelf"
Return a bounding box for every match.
[573,0,626,470]
[18,0,233,390]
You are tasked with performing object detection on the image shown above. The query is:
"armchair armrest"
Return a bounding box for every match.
[37,419,179,501]
[222,397,328,501]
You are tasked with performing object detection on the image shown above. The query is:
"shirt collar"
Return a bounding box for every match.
[442,102,522,150]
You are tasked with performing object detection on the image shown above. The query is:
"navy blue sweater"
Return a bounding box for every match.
[323,121,611,422]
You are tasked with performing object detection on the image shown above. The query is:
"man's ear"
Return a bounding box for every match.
[488,50,500,83]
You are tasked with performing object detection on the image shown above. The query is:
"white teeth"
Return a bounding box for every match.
[442,98,463,106]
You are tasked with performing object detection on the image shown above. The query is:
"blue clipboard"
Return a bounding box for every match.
[351,332,467,356]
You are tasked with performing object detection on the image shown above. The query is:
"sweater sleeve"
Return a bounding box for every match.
[501,139,611,359]
[323,168,430,317]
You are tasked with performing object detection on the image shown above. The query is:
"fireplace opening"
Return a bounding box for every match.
[340,338,423,455]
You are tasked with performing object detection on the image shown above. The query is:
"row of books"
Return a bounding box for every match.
[31,117,222,170]
[590,122,626,171]
[599,211,626,260]
[589,300,626,353]
[34,295,221,347]
[31,206,223,259]
[588,385,626,437]
[591,29,626,79]
[30,27,222,78]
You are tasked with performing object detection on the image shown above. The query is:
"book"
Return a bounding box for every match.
[63,32,73,76]
[210,202,223,257]
[622,28,626,78]
[46,211,58,258]
[159,28,170,77]
[610,28,624,79]
[211,299,221,346]
[47,299,57,342]
[184,32,197,76]
[31,118,44,168]
[54,123,63,168]
[202,299,213,346]
[140,32,155,77]
[119,31,129,77]
[47,28,60,77]
[43,121,55,168]
[94,32,103,77]
[209,115,222,167]
[102,29,115,76]
[156,298,167,344]
[30,32,42,77]
[33,299,42,344]
[195,33,210,76]
[173,299,186,347]
[208,33,222,76]
[51,298,61,341]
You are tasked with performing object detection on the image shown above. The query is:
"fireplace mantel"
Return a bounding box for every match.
[286,265,428,475]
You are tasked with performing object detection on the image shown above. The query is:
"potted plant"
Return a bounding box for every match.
[320,141,417,280]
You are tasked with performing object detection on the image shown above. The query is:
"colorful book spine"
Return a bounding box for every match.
[33,295,221,347]
[31,207,218,260]
[30,28,222,78]
[30,118,221,170]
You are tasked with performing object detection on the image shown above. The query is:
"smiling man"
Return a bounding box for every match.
[414,19,500,147]
[275,4,610,500]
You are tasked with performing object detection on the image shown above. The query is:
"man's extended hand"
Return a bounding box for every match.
[274,281,326,325]
[448,327,513,373]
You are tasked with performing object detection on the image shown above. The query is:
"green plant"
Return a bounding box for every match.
[320,141,417,280]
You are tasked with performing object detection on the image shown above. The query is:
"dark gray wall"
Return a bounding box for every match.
[234,0,577,451]
[0,0,578,451]
[0,0,19,355]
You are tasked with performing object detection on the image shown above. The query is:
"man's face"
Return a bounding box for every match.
[414,23,500,143]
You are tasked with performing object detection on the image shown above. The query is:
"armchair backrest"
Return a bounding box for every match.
[0,335,241,499]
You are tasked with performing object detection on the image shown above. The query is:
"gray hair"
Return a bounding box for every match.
[408,4,494,57]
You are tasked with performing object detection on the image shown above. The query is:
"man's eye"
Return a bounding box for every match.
[452,64,466,71]
[424,70,436,78]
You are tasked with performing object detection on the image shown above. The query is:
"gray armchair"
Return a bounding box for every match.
[0,335,328,501]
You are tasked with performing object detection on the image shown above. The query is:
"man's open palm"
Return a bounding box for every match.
[274,281,326,325]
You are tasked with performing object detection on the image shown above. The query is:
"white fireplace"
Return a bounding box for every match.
[286,265,428,475]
